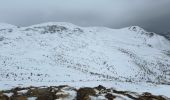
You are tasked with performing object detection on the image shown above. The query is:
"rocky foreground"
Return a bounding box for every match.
[0,85,169,100]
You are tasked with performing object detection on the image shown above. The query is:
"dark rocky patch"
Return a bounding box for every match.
[95,85,106,91]
[0,92,9,100]
[105,93,116,100]
[138,92,167,100]
[0,36,4,41]
[77,87,96,100]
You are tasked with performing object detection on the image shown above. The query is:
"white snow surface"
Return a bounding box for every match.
[0,22,170,97]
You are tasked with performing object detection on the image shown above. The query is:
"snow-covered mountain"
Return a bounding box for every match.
[0,22,170,86]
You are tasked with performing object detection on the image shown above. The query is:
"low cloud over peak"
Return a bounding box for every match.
[0,0,170,33]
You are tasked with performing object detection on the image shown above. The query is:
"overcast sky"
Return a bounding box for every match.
[0,0,170,33]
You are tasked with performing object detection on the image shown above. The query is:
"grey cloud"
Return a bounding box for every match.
[0,0,170,33]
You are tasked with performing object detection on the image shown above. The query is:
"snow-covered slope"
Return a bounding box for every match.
[0,23,18,29]
[0,22,170,85]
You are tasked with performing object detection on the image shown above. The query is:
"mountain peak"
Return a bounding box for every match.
[128,26,146,33]
[128,26,156,38]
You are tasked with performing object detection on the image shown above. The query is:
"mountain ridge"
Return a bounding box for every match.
[0,22,170,85]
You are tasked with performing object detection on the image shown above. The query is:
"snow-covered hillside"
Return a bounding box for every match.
[0,22,170,85]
